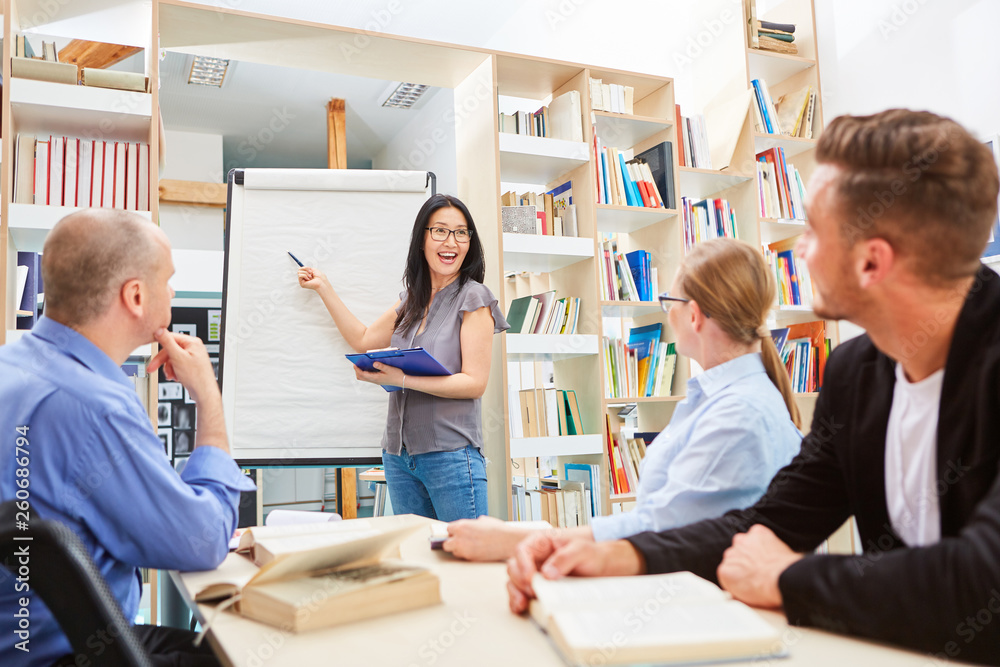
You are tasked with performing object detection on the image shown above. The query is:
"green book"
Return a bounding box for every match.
[505,295,535,334]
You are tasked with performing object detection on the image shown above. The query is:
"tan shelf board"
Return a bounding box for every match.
[678,167,753,200]
[595,204,677,233]
[759,217,806,225]
[593,110,671,149]
[510,434,604,458]
[747,48,817,83]
[754,132,817,157]
[610,494,636,503]
[504,333,599,361]
[794,392,820,398]
[600,301,662,317]
[604,396,683,405]
[495,55,585,100]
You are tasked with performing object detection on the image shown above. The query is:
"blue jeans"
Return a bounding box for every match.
[382,444,488,521]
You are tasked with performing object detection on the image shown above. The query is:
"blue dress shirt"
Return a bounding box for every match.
[0,317,255,667]
[591,353,802,541]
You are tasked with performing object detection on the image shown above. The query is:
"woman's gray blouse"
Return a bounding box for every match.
[381,279,509,456]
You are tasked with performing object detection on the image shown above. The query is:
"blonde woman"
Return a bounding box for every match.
[445,238,802,560]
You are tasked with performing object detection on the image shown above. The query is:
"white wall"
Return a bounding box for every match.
[373,88,458,196]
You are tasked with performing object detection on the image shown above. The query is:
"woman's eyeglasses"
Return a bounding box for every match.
[658,291,690,313]
[426,227,473,243]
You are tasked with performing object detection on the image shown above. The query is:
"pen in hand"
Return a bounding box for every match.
[288,251,304,267]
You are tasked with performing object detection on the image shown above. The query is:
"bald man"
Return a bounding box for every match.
[0,210,254,667]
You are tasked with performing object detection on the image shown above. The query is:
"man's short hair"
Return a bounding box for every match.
[42,209,162,327]
[816,109,999,284]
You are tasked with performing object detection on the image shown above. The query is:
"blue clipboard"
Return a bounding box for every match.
[345,347,452,392]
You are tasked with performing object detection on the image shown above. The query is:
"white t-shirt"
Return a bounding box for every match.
[884,362,945,546]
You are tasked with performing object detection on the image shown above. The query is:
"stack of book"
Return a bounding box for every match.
[593,138,666,209]
[757,147,807,220]
[14,134,152,211]
[674,105,712,169]
[745,2,799,54]
[511,463,595,527]
[681,196,740,253]
[597,234,658,302]
[770,321,830,392]
[764,236,814,307]
[499,90,584,142]
[604,324,677,399]
[505,291,581,335]
[588,78,634,115]
[752,79,817,139]
[511,388,585,439]
[501,180,577,237]
[604,416,651,496]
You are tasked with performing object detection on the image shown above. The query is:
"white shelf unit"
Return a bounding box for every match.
[600,301,662,318]
[678,167,752,201]
[501,233,594,273]
[504,334,599,361]
[9,78,153,143]
[592,111,671,150]
[498,133,590,184]
[595,204,677,234]
[9,204,153,252]
[509,434,604,458]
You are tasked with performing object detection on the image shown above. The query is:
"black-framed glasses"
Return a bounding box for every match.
[658,291,690,313]
[426,227,473,243]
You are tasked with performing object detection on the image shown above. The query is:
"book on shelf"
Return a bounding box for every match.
[504,291,581,335]
[588,78,634,115]
[16,252,42,330]
[592,136,665,209]
[764,236,814,307]
[81,67,149,93]
[681,196,740,253]
[10,57,78,84]
[564,463,603,517]
[772,321,830,392]
[499,90,583,141]
[752,80,816,138]
[514,388,585,438]
[635,141,676,210]
[530,571,782,666]
[185,515,441,633]
[502,188,575,236]
[511,477,592,528]
[597,234,659,302]
[756,147,807,220]
[603,416,653,496]
[604,331,676,400]
[18,134,151,211]
[676,106,712,170]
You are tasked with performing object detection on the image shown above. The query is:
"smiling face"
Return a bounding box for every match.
[423,206,470,286]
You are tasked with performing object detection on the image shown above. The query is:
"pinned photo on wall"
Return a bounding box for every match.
[158,382,183,401]
[211,358,219,379]
[174,456,190,475]
[185,387,196,404]
[158,428,173,459]
[174,430,193,456]
[208,310,222,342]
[173,323,197,338]
[157,402,172,427]
[982,136,1000,261]
[173,404,195,430]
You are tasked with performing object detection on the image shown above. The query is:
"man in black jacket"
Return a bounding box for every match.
[507,109,1000,664]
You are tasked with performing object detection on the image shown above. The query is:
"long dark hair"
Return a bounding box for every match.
[394,194,486,334]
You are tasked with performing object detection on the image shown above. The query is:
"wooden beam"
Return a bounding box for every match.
[58,40,143,71]
[338,469,358,520]
[158,179,227,208]
[326,98,347,170]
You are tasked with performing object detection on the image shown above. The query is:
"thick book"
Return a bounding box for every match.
[81,67,148,93]
[530,572,782,666]
[185,515,441,633]
[346,347,451,392]
[11,57,77,84]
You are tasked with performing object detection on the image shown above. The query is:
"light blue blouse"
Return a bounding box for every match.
[590,353,802,541]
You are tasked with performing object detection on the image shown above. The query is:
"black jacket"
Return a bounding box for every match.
[627,265,1000,664]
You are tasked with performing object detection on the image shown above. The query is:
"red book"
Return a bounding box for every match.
[675,104,686,167]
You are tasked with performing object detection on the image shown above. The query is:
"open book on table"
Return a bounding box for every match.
[185,515,441,633]
[529,571,783,665]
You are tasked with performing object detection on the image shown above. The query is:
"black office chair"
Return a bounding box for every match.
[0,500,153,667]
